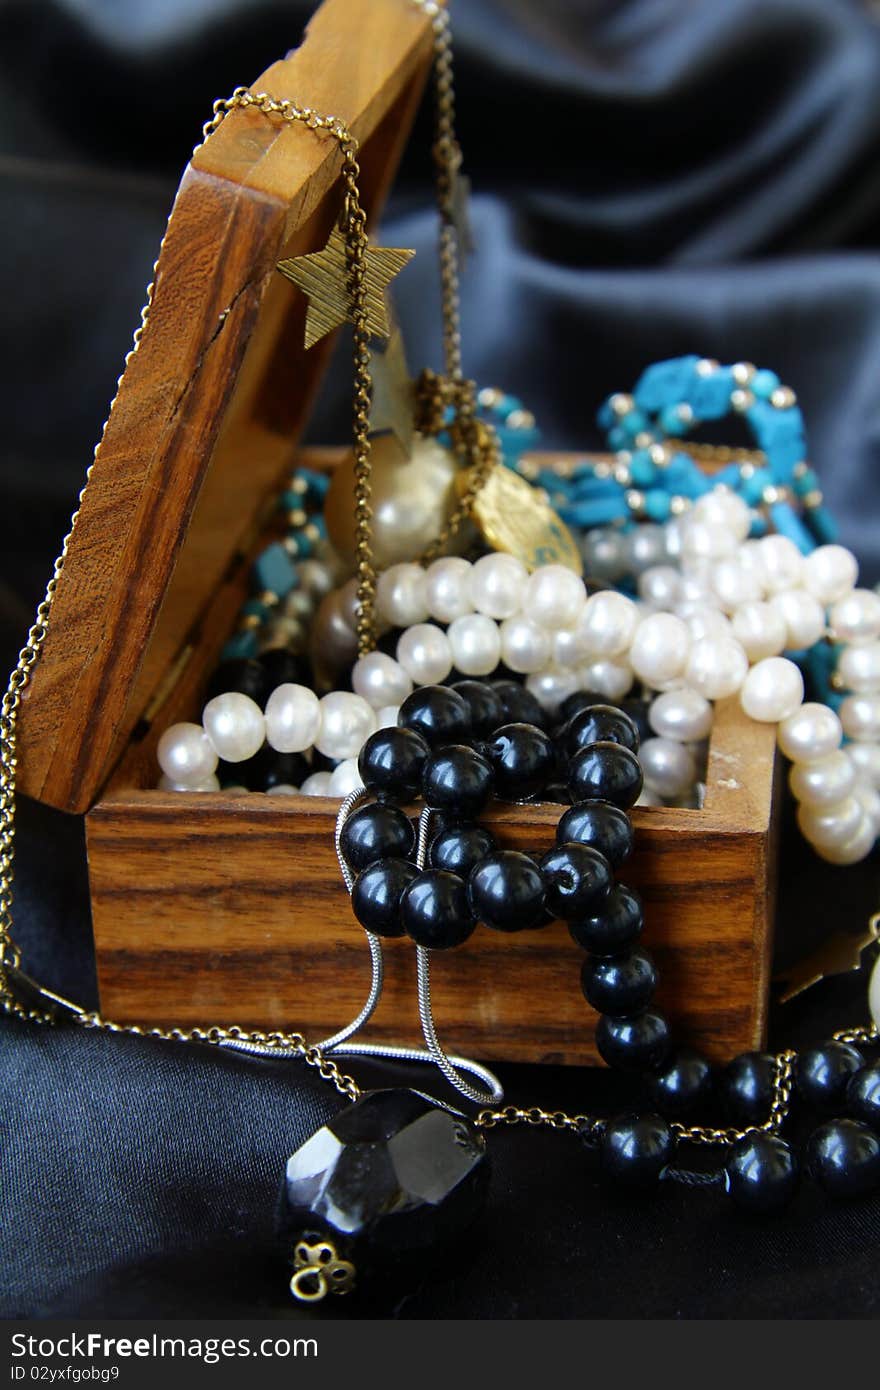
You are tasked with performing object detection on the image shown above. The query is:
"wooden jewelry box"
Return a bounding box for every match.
[15,0,779,1066]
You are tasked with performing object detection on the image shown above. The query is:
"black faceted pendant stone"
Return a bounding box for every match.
[277,1088,490,1275]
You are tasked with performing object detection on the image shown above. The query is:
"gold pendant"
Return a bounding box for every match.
[458,462,582,574]
[277,227,415,349]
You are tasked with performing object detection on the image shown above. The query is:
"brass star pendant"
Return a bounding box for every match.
[277,227,415,350]
[369,325,416,452]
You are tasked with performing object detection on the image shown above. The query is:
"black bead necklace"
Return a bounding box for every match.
[279,680,880,1301]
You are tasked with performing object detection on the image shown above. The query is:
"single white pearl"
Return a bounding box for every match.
[693,488,751,541]
[296,558,335,602]
[202,693,266,763]
[768,588,826,651]
[678,574,714,606]
[710,560,763,613]
[854,782,880,833]
[802,544,858,605]
[731,600,788,662]
[314,691,377,760]
[300,770,334,797]
[500,615,552,674]
[640,737,697,799]
[845,740,880,788]
[157,722,219,786]
[776,702,842,763]
[266,783,299,796]
[740,656,804,722]
[579,590,640,657]
[582,527,627,582]
[797,795,865,850]
[375,563,429,628]
[469,552,529,620]
[327,758,365,797]
[624,524,668,574]
[396,623,453,685]
[351,652,413,710]
[840,692,880,742]
[790,750,856,807]
[282,588,316,624]
[638,565,682,610]
[813,814,876,866]
[553,624,593,669]
[870,953,880,1029]
[837,640,880,693]
[680,518,737,564]
[424,556,475,623]
[677,604,733,643]
[376,704,401,729]
[629,613,691,688]
[738,540,769,593]
[684,636,749,700]
[158,772,220,793]
[829,588,880,645]
[448,613,502,676]
[525,667,580,713]
[649,689,713,743]
[264,683,322,752]
[522,564,586,631]
[577,659,634,701]
[758,535,804,594]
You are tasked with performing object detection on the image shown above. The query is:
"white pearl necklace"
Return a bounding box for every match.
[156,482,880,864]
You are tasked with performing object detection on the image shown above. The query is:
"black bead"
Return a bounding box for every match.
[258,648,312,701]
[806,1118,880,1199]
[796,1042,865,1113]
[647,1047,713,1118]
[596,1009,670,1073]
[720,1051,776,1126]
[539,841,612,920]
[563,703,640,756]
[398,685,472,747]
[569,884,644,956]
[278,1088,489,1273]
[468,850,547,932]
[558,690,607,724]
[725,1134,799,1214]
[429,824,497,877]
[350,858,418,937]
[339,803,416,873]
[600,1113,674,1188]
[847,1063,880,1131]
[556,800,634,868]
[620,698,652,745]
[205,657,265,706]
[568,741,644,809]
[485,723,556,801]
[422,744,494,818]
[358,727,429,799]
[450,680,506,738]
[581,947,657,1015]
[400,870,476,949]
[490,679,547,729]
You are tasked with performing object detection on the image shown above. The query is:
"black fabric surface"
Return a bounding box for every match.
[2,0,880,1319]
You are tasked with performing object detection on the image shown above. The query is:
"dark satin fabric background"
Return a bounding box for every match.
[2,0,880,1319]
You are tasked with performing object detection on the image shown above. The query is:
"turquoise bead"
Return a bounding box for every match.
[619,407,649,439]
[750,368,780,400]
[241,597,272,621]
[296,467,331,499]
[658,403,691,437]
[768,501,814,554]
[644,491,671,522]
[629,450,658,487]
[807,505,839,544]
[562,493,627,528]
[689,366,735,419]
[740,467,772,505]
[221,630,259,661]
[253,541,298,598]
[792,467,820,497]
[633,356,701,412]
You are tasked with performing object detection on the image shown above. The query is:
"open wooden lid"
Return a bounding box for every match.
[17,0,435,814]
